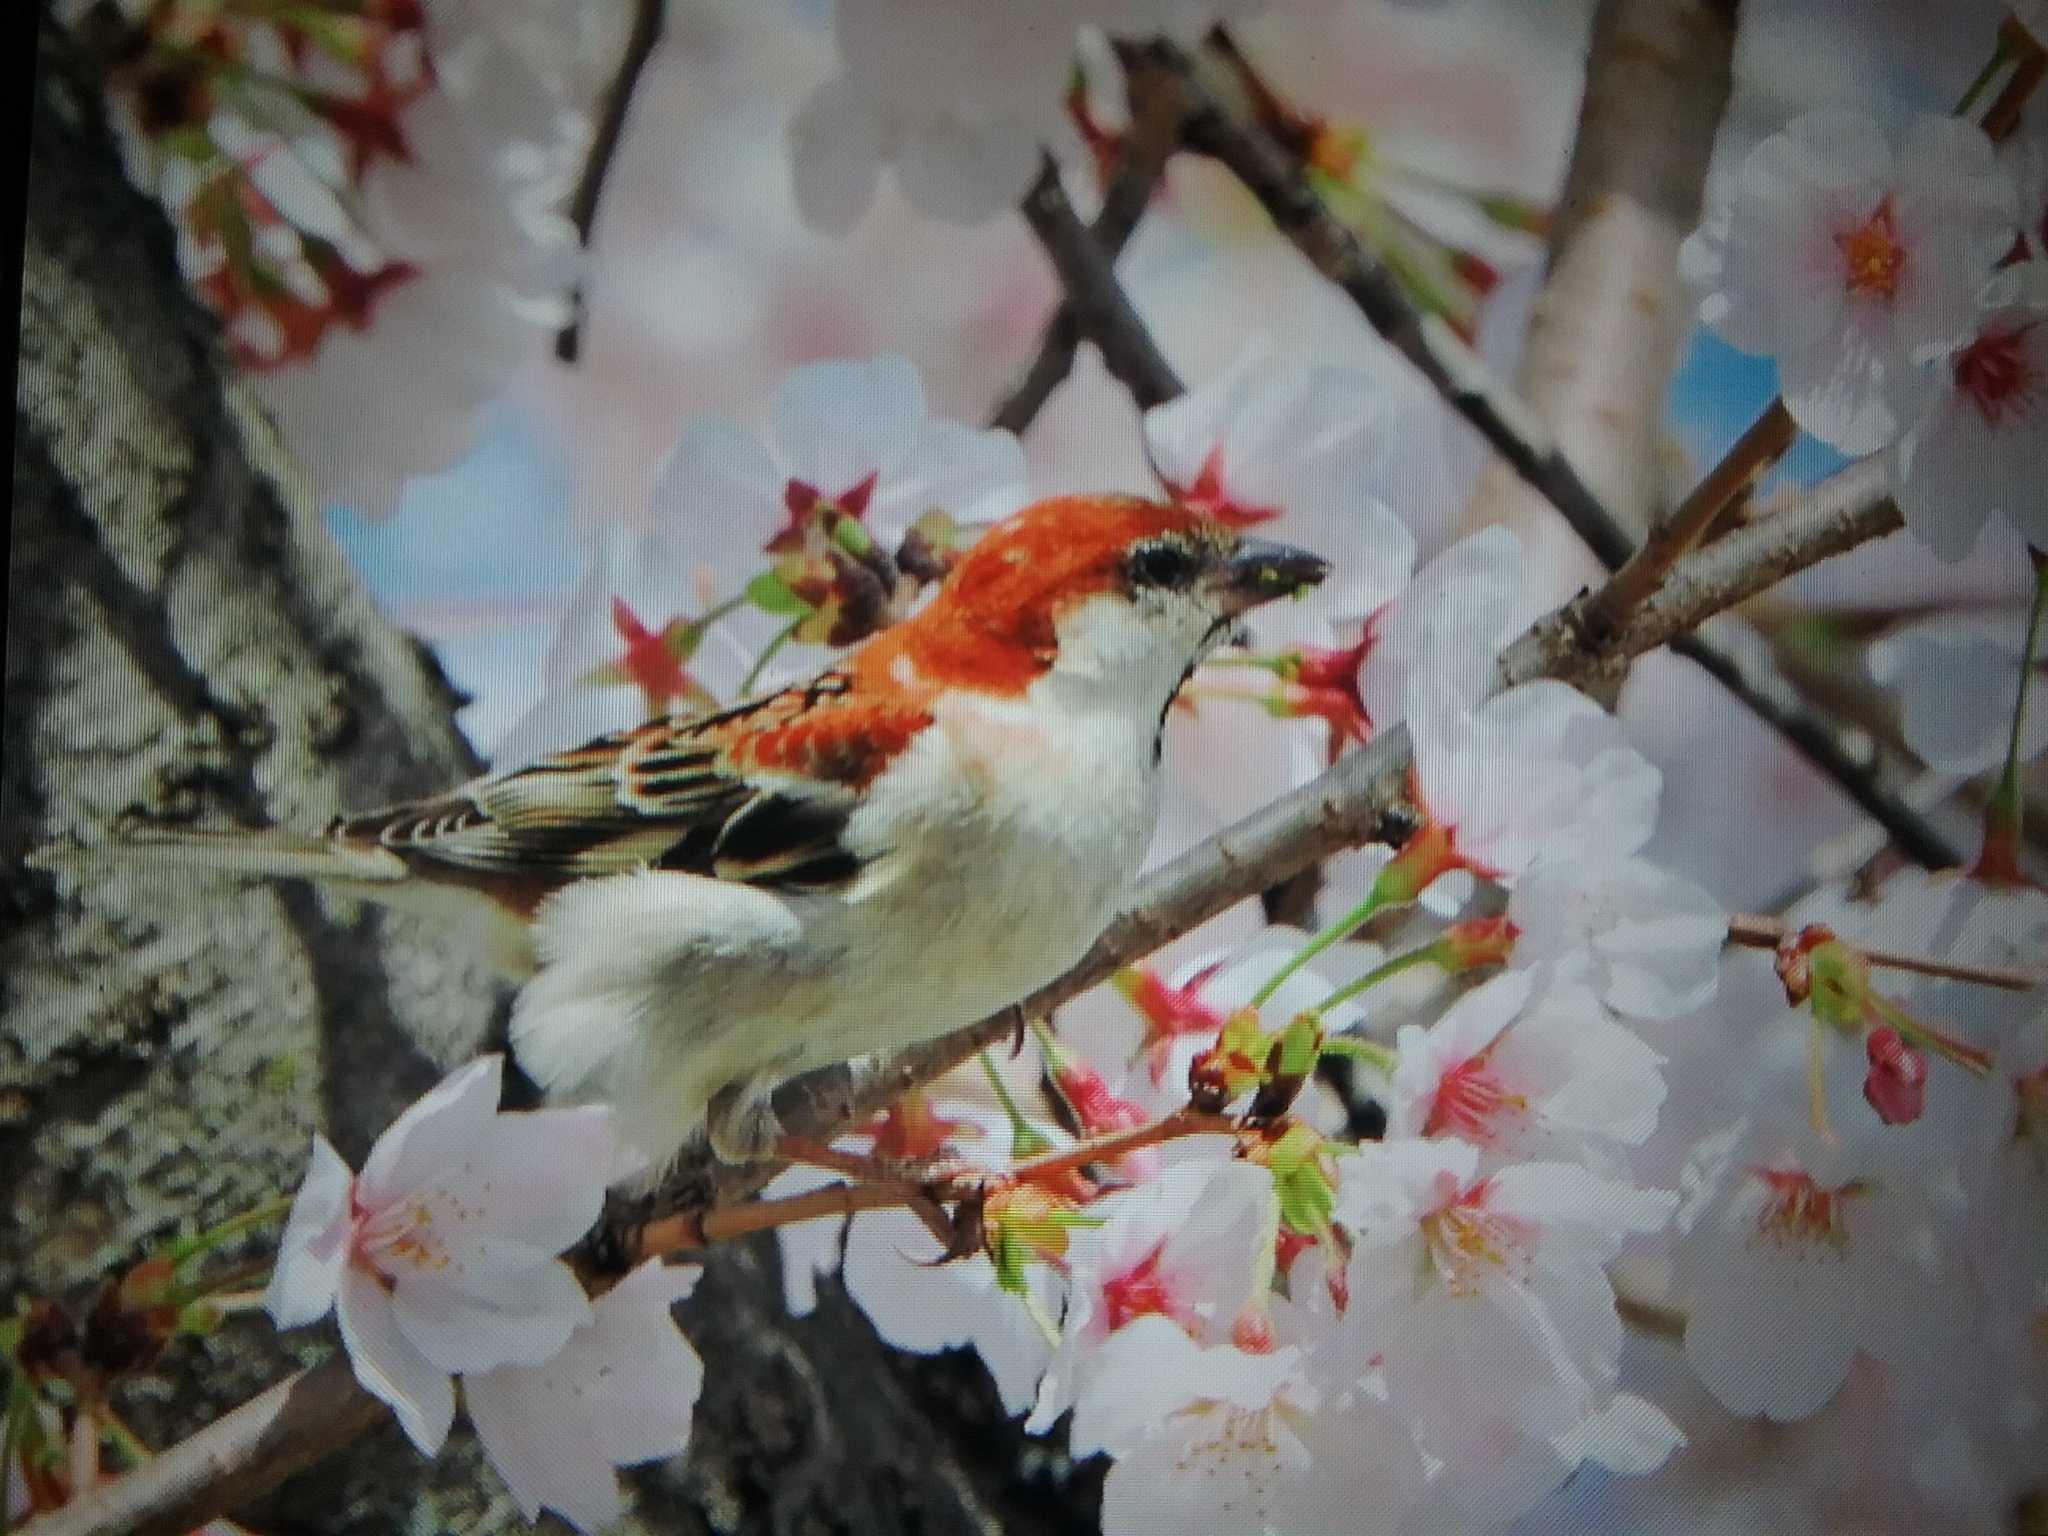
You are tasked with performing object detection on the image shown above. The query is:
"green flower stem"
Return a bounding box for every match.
[979,1051,1054,1159]
[1956,32,2016,117]
[1312,942,1447,1015]
[737,614,804,697]
[1248,886,1394,1010]
[166,1193,295,1271]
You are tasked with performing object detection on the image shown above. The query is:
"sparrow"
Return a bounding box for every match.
[45,495,1327,1171]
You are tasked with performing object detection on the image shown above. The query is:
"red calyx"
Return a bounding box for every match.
[1862,1026,1929,1126]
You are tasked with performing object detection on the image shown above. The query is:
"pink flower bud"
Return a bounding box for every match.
[1862,1026,1929,1125]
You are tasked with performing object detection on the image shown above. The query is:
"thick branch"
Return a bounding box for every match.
[554,0,666,363]
[1015,152,1184,410]
[19,1357,385,1536]
[1461,0,1737,583]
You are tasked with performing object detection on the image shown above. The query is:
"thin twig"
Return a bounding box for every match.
[1724,912,2041,991]
[18,1357,385,1536]
[1118,34,1639,571]
[1016,152,1184,409]
[554,0,666,363]
[1581,399,1798,644]
[988,76,1181,433]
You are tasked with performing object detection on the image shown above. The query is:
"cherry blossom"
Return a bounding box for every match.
[1401,680,1663,892]
[1673,1118,1949,1421]
[265,1056,615,1454]
[1141,339,1417,624]
[1889,262,2048,559]
[1068,1311,1427,1536]
[1335,1137,1677,1443]
[1681,106,2014,453]
[466,1259,704,1534]
[490,528,757,765]
[286,2,592,498]
[1029,1160,1275,1433]
[1385,971,1669,1166]
[649,354,1031,652]
[1505,851,1726,1020]
[1352,525,1549,736]
[1868,607,2048,775]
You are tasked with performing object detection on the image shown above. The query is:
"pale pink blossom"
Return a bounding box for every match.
[1335,1137,1677,1442]
[1410,680,1663,882]
[466,1259,705,1534]
[265,1056,614,1454]
[251,3,596,515]
[1070,1312,1427,1536]
[1030,1159,1275,1432]
[1674,1118,1948,1421]
[1386,972,1669,1165]
[1356,526,1551,734]
[1681,107,2014,453]
[1142,339,1417,625]
[490,529,758,765]
[1890,262,2048,559]
[1868,609,2048,775]
[1506,852,1725,1019]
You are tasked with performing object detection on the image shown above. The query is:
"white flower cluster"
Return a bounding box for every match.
[267,1056,701,1534]
[1681,104,2045,558]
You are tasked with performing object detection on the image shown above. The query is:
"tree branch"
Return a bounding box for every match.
[18,1356,385,1536]
[1015,151,1184,410]
[554,0,666,363]
[1116,33,1640,570]
[988,78,1181,433]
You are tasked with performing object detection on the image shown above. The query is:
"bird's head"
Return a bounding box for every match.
[882,495,1328,704]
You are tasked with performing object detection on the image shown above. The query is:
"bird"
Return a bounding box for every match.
[38,495,1328,1172]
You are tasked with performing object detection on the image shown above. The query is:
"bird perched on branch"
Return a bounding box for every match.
[38,496,1327,1171]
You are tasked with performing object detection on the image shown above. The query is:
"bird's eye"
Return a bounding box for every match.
[1126,539,1201,590]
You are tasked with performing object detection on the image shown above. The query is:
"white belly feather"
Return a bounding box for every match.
[509,679,1163,1171]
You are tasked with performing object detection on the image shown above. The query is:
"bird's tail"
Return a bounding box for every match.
[25,822,409,890]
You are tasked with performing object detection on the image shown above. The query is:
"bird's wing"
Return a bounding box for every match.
[331,673,934,910]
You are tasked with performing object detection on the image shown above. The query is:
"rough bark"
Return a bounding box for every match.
[7,22,1087,1535]
[1460,0,1738,597]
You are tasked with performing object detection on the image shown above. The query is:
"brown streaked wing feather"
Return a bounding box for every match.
[326,676,921,899]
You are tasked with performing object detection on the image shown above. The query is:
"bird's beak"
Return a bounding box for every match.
[1215,538,1330,614]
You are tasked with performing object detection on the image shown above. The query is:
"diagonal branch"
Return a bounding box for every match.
[1114,35,1641,571]
[1014,152,1184,410]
